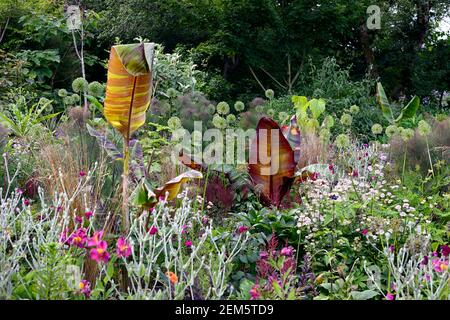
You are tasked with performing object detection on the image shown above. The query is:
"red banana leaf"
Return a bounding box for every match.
[248,117,297,206]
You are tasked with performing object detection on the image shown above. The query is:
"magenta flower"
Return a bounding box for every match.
[185,240,192,248]
[75,215,83,224]
[87,230,103,247]
[79,170,86,177]
[24,199,30,206]
[259,251,269,260]
[280,246,294,257]
[116,237,132,258]
[361,229,368,236]
[389,245,395,253]
[90,241,110,263]
[68,228,87,248]
[249,285,260,300]
[79,280,91,298]
[237,226,249,234]
[149,226,158,235]
[386,293,395,300]
[352,170,359,177]
[421,255,429,266]
[441,245,450,257]
[84,211,93,219]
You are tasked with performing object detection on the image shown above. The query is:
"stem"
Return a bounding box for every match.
[425,137,434,177]
[402,145,407,182]
[122,140,130,232]
[122,76,138,233]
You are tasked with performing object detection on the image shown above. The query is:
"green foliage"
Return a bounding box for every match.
[376,82,420,124]
[0,96,60,138]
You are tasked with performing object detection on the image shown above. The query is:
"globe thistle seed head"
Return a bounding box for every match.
[418,120,431,136]
[207,104,216,115]
[167,116,182,130]
[400,128,414,142]
[335,134,350,148]
[88,81,105,97]
[324,115,335,128]
[216,102,230,115]
[166,88,179,98]
[350,105,360,114]
[63,96,75,106]
[340,113,353,126]
[385,125,398,138]
[265,89,275,100]
[319,128,331,143]
[267,109,275,118]
[58,89,68,97]
[234,101,245,112]
[212,115,227,129]
[371,123,383,135]
[71,94,81,103]
[255,105,264,114]
[226,114,236,124]
[72,77,89,93]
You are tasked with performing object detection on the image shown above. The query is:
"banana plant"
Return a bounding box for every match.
[103,42,155,232]
[180,116,305,207]
[376,82,420,124]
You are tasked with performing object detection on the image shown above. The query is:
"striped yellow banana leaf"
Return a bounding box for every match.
[104,43,154,138]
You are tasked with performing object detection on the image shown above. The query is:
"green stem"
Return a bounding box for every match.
[402,146,407,182]
[425,137,434,177]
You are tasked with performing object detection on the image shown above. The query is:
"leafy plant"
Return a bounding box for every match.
[376,82,420,124]
[0,97,60,138]
[103,42,155,232]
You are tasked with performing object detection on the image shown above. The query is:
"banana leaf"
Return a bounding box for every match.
[104,43,154,138]
[248,117,296,206]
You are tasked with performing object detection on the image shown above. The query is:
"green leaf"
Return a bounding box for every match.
[292,95,309,119]
[309,98,326,119]
[351,290,379,300]
[87,95,104,113]
[272,280,283,297]
[396,96,420,122]
[376,82,393,123]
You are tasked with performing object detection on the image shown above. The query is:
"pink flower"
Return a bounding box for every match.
[68,228,87,248]
[149,226,158,235]
[79,280,91,298]
[185,240,192,248]
[386,293,395,300]
[249,285,260,300]
[75,216,83,224]
[87,230,103,247]
[280,246,294,257]
[59,228,69,244]
[24,199,30,206]
[432,259,448,273]
[389,245,395,253]
[202,216,209,225]
[237,226,249,234]
[79,170,86,177]
[116,237,132,258]
[352,170,359,177]
[84,211,93,219]
[361,229,368,236]
[90,241,110,263]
